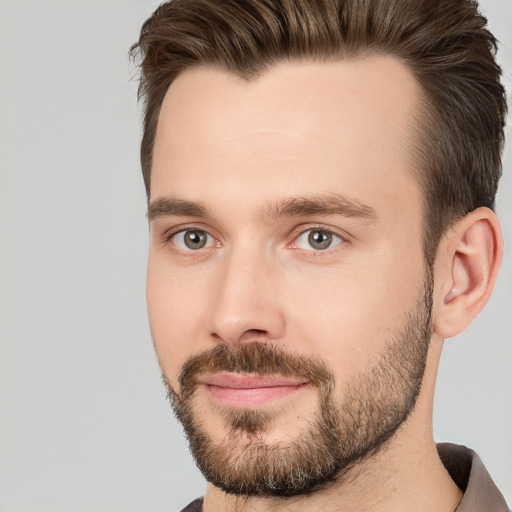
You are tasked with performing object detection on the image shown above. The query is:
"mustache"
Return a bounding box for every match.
[177,343,334,399]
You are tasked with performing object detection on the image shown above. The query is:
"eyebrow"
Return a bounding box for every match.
[147,193,377,222]
[147,197,209,222]
[263,194,377,221]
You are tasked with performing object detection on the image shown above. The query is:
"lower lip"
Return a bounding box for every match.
[206,383,309,407]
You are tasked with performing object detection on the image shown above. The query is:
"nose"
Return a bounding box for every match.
[207,245,286,345]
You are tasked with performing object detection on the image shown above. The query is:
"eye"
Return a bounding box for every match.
[171,229,215,251]
[293,229,343,251]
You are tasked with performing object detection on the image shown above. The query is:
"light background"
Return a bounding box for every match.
[0,1,510,511]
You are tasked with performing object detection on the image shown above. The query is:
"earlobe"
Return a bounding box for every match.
[433,208,503,339]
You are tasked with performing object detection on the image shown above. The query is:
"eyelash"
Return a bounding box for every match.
[162,225,347,255]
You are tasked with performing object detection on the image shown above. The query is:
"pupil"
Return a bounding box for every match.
[185,230,206,249]
[308,230,332,250]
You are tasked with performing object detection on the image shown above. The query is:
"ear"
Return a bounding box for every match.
[433,207,503,339]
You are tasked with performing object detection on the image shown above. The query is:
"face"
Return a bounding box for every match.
[147,57,432,496]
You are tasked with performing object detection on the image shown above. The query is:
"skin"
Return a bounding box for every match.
[146,56,503,511]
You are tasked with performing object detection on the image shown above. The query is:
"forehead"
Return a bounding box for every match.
[151,56,422,220]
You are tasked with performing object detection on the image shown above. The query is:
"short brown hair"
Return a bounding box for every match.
[131,0,506,264]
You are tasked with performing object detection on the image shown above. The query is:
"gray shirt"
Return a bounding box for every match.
[438,443,509,512]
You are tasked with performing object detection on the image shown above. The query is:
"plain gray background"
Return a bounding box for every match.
[0,1,510,511]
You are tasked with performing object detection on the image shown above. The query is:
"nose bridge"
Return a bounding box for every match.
[207,236,284,344]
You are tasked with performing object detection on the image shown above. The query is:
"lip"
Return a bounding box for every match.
[198,373,310,407]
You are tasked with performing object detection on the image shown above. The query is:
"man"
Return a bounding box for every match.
[131,0,509,510]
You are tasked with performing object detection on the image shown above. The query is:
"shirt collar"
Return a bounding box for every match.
[438,443,509,512]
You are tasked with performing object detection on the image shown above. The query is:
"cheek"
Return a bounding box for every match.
[146,254,207,381]
[284,255,425,377]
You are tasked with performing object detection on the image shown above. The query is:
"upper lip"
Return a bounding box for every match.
[198,373,308,389]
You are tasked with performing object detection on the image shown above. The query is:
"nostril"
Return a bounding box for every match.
[238,329,269,343]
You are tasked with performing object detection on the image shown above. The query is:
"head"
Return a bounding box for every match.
[132,0,506,499]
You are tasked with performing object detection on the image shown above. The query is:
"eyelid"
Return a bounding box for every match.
[161,223,214,241]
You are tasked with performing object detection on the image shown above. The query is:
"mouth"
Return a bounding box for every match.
[197,373,310,407]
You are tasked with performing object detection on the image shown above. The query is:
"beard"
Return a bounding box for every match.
[163,270,433,498]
